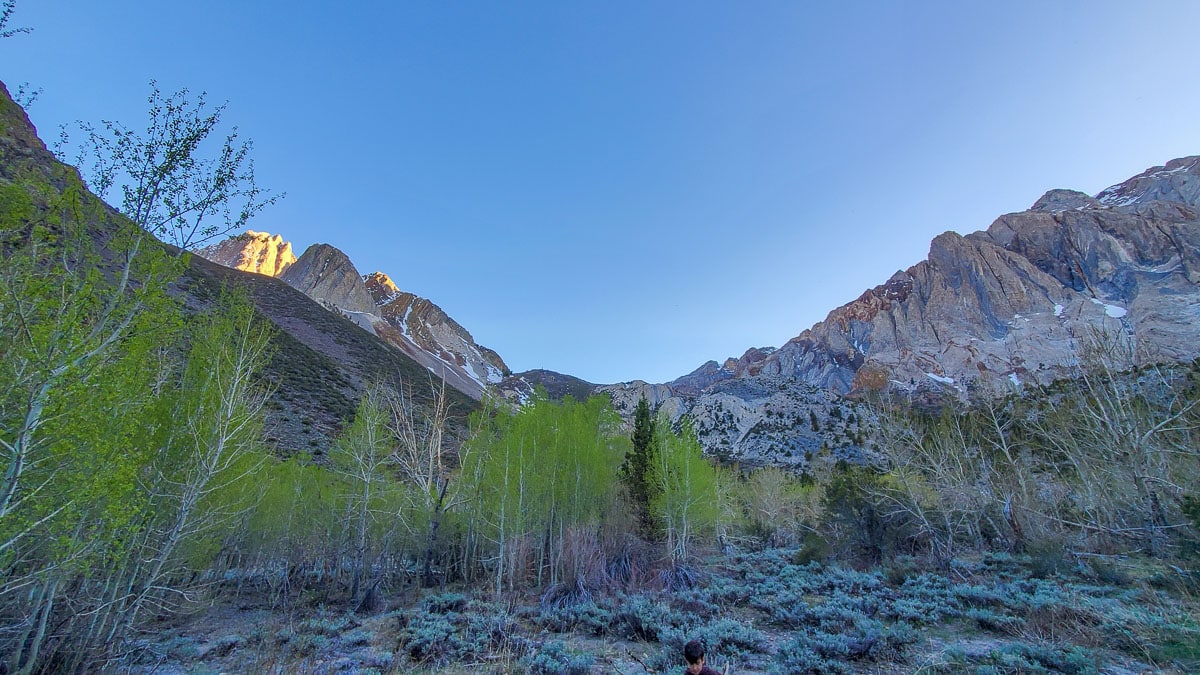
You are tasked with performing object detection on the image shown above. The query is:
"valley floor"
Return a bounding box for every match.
[120,548,1198,674]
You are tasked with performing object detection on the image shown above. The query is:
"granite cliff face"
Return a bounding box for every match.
[591,376,873,471]
[199,235,508,399]
[695,156,1200,400]
[198,231,296,276]
[280,244,378,315]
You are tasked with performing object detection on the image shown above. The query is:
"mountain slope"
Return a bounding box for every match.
[199,235,510,400]
[0,81,474,457]
[280,243,378,315]
[363,272,508,397]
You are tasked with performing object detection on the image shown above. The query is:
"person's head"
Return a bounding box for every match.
[684,640,706,673]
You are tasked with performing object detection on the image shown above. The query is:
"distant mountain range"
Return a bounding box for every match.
[506,155,1200,467]
[197,149,1200,469]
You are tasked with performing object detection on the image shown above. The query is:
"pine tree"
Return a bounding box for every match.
[623,395,657,538]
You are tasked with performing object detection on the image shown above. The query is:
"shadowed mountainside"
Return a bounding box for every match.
[0,81,475,457]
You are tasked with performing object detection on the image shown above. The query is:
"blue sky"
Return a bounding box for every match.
[4,1,1199,384]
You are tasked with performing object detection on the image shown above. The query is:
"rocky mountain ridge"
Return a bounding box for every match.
[512,156,1200,469]
[199,234,509,399]
[683,156,1200,397]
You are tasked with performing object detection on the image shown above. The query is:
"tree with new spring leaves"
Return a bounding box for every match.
[460,393,627,593]
[650,413,718,564]
[1,0,41,108]
[60,81,283,251]
[0,0,31,40]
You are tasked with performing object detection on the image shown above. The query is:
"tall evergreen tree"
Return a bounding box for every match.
[624,395,657,537]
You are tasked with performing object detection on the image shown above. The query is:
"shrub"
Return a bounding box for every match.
[965,607,1022,633]
[520,640,594,675]
[338,628,374,648]
[658,617,770,669]
[421,592,469,613]
[1026,539,1071,578]
[770,638,850,674]
[298,614,357,636]
[535,600,614,636]
[289,632,330,656]
[946,642,1099,674]
[614,595,681,642]
[671,587,721,618]
[396,599,527,667]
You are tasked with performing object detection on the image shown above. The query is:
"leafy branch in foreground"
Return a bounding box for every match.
[0,0,32,40]
[59,81,283,251]
[2,1,40,108]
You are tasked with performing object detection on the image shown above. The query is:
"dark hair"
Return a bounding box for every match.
[684,640,705,665]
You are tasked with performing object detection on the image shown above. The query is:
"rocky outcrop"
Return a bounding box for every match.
[592,377,875,470]
[197,231,296,276]
[498,370,597,404]
[364,272,509,398]
[1096,156,1200,208]
[280,244,378,315]
[670,347,776,395]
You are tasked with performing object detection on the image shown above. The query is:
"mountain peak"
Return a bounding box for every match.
[197,230,296,277]
[1031,189,1100,213]
[1095,155,1200,208]
[279,243,376,315]
[363,271,403,305]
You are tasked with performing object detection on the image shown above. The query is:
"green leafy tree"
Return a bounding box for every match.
[331,384,402,606]
[820,463,894,563]
[61,81,282,251]
[649,414,718,565]
[460,393,626,593]
[237,453,344,602]
[0,0,31,39]
[0,288,271,672]
[0,65,281,672]
[115,292,273,630]
[0,175,181,530]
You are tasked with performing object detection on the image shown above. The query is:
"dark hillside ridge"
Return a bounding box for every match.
[499,369,597,403]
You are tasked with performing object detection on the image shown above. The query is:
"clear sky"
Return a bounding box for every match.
[3,1,1199,384]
